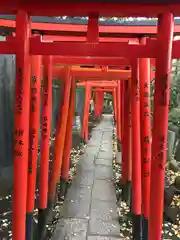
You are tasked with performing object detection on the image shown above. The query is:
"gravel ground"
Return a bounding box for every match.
[112,136,180,240]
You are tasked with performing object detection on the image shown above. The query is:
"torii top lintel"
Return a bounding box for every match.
[1,17,180,37]
[0,2,180,17]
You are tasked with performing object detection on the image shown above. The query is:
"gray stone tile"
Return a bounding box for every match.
[101,137,112,142]
[92,180,116,201]
[95,158,112,166]
[100,143,112,149]
[61,198,91,219]
[90,200,118,221]
[76,155,95,173]
[52,115,119,239]
[87,237,120,240]
[76,161,95,173]
[79,153,95,163]
[99,147,109,153]
[80,153,95,162]
[94,165,113,180]
[73,170,94,186]
[85,146,99,155]
[97,151,113,160]
[88,140,101,147]
[87,143,100,147]
[89,219,120,236]
[52,218,88,240]
[66,185,91,202]
[101,140,109,144]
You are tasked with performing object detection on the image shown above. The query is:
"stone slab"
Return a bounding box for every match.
[76,155,95,173]
[92,180,116,201]
[85,147,100,156]
[76,162,95,173]
[73,170,94,186]
[88,140,101,146]
[97,151,113,160]
[66,185,92,202]
[61,198,91,219]
[88,219,120,237]
[94,165,113,180]
[52,218,88,240]
[52,115,119,240]
[95,158,112,166]
[87,237,120,240]
[90,199,118,221]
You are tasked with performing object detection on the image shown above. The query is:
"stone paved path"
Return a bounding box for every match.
[52,115,120,240]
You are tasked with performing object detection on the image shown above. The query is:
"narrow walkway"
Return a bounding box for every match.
[52,115,120,240]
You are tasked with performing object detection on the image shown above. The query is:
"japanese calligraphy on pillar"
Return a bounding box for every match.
[28,128,36,173]
[135,79,140,102]
[28,74,39,173]
[158,135,166,169]
[15,68,23,115]
[143,135,151,177]
[14,68,24,158]
[42,75,49,139]
[143,81,151,178]
[43,76,49,107]
[31,75,37,113]
[14,129,24,157]
[143,82,150,117]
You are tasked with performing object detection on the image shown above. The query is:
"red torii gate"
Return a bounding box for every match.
[0,4,176,240]
[77,80,118,143]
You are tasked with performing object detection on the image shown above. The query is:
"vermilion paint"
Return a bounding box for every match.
[131,59,142,240]
[84,84,92,142]
[116,82,121,143]
[13,10,31,240]
[39,56,52,209]
[131,59,142,215]
[128,87,132,183]
[26,55,42,240]
[123,80,130,184]
[94,91,99,119]
[113,89,117,122]
[139,37,151,221]
[49,68,72,200]
[81,82,91,142]
[61,78,76,181]
[121,81,127,185]
[0,3,180,20]
[149,13,174,240]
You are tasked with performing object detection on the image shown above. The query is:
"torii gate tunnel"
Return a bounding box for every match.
[0,1,179,240]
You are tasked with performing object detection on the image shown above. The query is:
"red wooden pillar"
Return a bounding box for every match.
[149,13,174,240]
[94,91,99,119]
[97,91,102,118]
[13,10,31,240]
[122,80,131,204]
[26,56,42,240]
[139,37,151,239]
[99,91,104,116]
[59,78,76,199]
[131,59,142,240]
[84,84,92,142]
[121,81,126,185]
[113,89,117,122]
[38,56,52,239]
[81,83,91,143]
[49,68,72,206]
[121,81,124,140]
[116,82,121,146]
[128,85,132,191]
[94,91,101,119]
